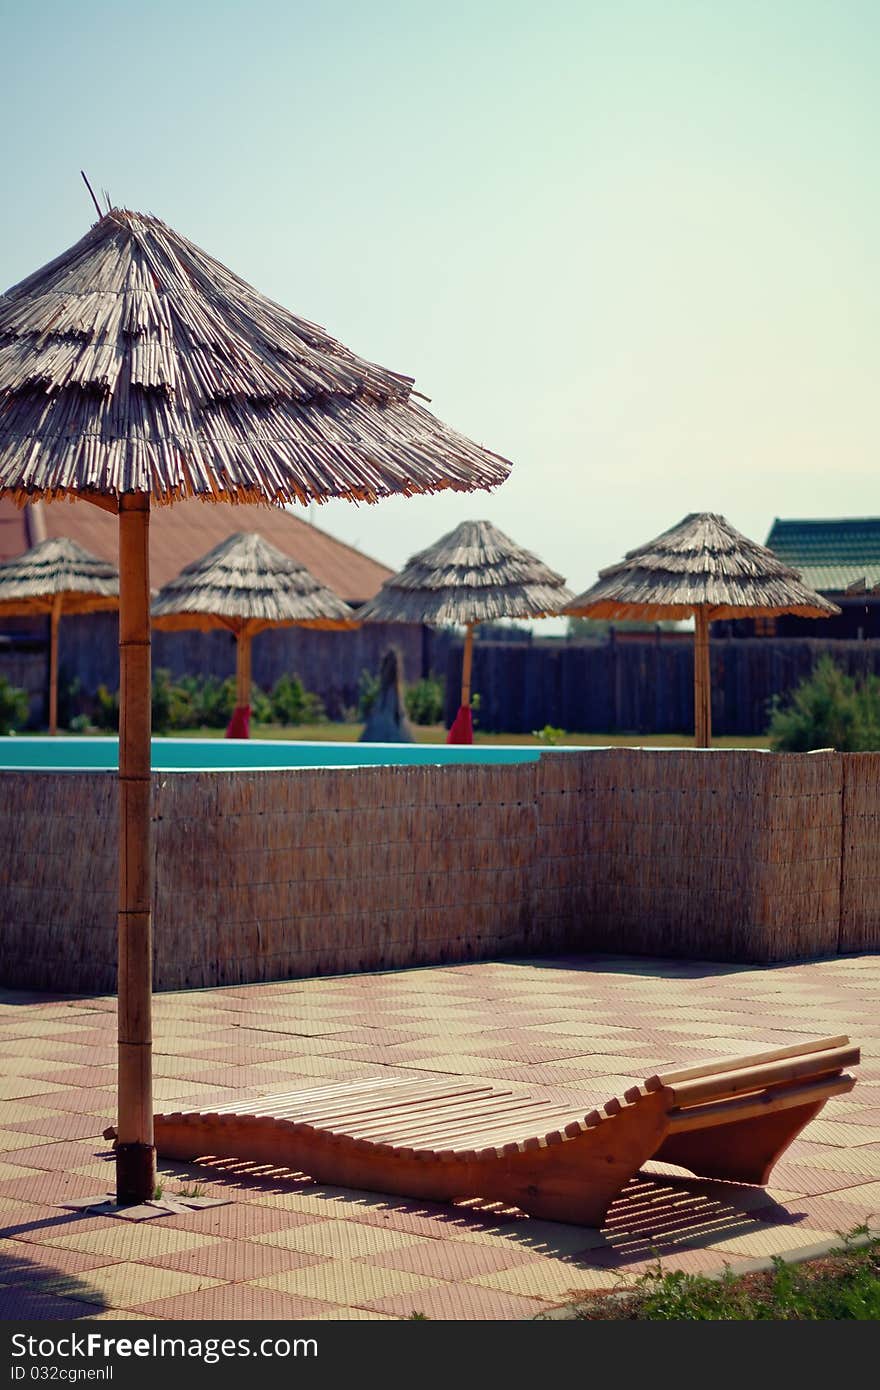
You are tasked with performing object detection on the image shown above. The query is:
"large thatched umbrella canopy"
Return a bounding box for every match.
[152,530,356,736]
[359,519,572,741]
[0,207,510,1205]
[0,536,118,734]
[564,512,839,746]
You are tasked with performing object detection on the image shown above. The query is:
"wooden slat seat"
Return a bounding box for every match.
[147,1035,859,1227]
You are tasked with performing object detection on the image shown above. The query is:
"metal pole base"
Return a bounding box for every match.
[115,1141,157,1206]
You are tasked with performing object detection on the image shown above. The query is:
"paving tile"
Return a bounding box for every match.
[135,1283,333,1320]
[2,954,878,1322]
[42,1223,223,1259]
[254,1218,426,1259]
[0,1171,106,1205]
[256,1261,440,1306]
[40,1261,221,1309]
[312,1305,399,1319]
[0,1237,122,1283]
[708,1224,840,1257]
[143,1240,325,1281]
[0,1285,105,1319]
[472,1258,625,1299]
[361,1281,546,1320]
[364,1238,544,1281]
[160,1201,319,1239]
[4,1113,112,1143]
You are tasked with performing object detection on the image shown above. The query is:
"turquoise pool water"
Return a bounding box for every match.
[0,736,562,772]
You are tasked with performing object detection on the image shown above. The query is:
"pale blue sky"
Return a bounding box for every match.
[2,0,878,605]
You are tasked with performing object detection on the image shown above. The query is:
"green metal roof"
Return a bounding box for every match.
[765,518,880,593]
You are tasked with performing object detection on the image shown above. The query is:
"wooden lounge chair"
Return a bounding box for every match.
[151,1035,859,1226]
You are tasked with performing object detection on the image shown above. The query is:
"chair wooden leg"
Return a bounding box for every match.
[653,1100,827,1185]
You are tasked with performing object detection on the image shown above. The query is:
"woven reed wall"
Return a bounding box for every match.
[839,754,880,953]
[152,764,539,990]
[0,751,873,994]
[539,749,843,964]
[0,772,118,992]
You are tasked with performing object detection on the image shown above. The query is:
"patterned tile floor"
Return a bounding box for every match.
[1,953,878,1320]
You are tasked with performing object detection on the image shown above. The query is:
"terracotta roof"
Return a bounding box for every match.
[0,498,390,605]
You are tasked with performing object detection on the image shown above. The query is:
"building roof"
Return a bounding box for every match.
[765,518,880,593]
[0,498,390,605]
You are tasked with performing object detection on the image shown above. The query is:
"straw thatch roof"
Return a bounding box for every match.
[564,513,841,622]
[151,531,356,633]
[358,519,573,625]
[0,209,511,507]
[0,536,118,615]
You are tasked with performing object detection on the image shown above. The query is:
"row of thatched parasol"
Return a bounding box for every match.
[1,511,840,746]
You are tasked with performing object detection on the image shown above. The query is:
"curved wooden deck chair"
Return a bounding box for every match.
[152,1035,859,1226]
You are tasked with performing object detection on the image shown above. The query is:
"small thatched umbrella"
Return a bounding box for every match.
[359,519,572,742]
[152,531,356,737]
[563,512,840,746]
[0,208,509,1205]
[0,537,118,734]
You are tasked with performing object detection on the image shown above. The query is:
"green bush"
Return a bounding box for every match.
[250,684,273,724]
[269,674,326,726]
[404,677,444,725]
[768,655,880,752]
[357,668,380,719]
[93,684,119,731]
[0,676,29,734]
[72,671,328,734]
[151,668,175,734]
[534,724,566,745]
[271,673,308,724]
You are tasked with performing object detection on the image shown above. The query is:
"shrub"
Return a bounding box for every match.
[151,668,175,735]
[269,674,326,725]
[250,684,273,724]
[534,724,566,745]
[0,676,29,734]
[271,673,308,724]
[93,684,119,731]
[357,668,380,719]
[180,674,235,728]
[404,677,444,725]
[768,654,880,752]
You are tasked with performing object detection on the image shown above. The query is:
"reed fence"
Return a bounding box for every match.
[447,635,880,736]
[1,749,876,993]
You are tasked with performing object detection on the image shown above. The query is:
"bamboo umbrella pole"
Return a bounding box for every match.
[48,592,62,736]
[693,606,712,748]
[236,623,253,711]
[116,493,156,1205]
[461,622,474,708]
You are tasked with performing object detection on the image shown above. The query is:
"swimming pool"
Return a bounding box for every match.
[0,735,563,772]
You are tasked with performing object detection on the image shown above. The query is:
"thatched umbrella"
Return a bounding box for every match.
[359,519,572,742]
[563,512,840,747]
[0,537,118,734]
[152,530,356,737]
[0,207,509,1205]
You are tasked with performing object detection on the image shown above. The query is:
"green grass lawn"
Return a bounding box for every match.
[158,723,770,749]
[562,1233,880,1320]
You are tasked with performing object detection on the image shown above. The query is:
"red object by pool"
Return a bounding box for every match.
[225,705,251,739]
[446,705,473,745]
